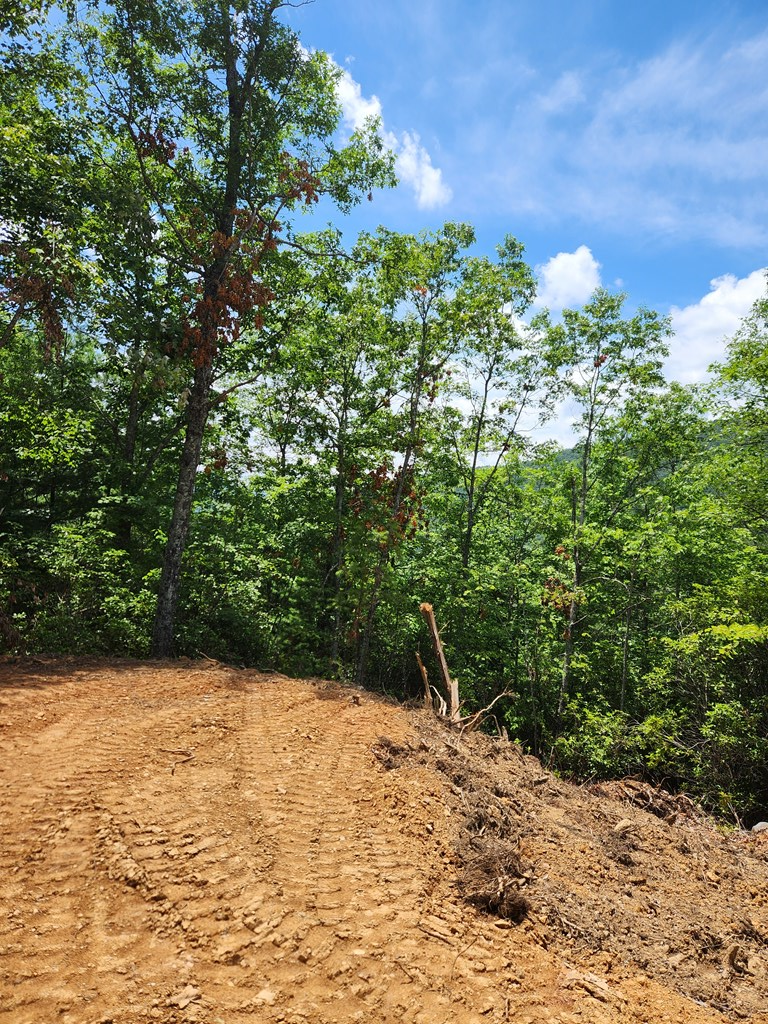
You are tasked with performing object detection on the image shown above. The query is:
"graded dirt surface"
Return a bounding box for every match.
[1,659,767,1024]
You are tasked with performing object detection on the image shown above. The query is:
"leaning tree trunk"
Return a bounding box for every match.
[557,589,579,720]
[151,362,213,657]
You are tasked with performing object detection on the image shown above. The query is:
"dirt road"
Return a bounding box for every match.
[0,660,766,1023]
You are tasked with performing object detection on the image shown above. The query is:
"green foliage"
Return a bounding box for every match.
[698,701,768,819]
[549,697,634,779]
[2,6,768,818]
[20,516,155,654]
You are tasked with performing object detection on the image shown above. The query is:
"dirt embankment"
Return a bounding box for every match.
[0,659,766,1024]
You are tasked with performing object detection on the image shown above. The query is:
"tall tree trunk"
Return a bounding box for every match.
[0,300,27,351]
[355,453,412,684]
[0,608,21,650]
[151,362,213,656]
[557,590,579,720]
[115,372,142,550]
[558,454,587,721]
[329,441,347,667]
[149,4,254,657]
[461,373,491,570]
[355,553,387,684]
[620,584,632,712]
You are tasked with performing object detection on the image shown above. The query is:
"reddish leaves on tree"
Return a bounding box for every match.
[348,464,425,545]
[541,575,573,615]
[1,244,73,360]
[136,126,177,164]
[179,264,275,368]
[171,149,323,370]
[277,153,321,205]
[203,447,228,474]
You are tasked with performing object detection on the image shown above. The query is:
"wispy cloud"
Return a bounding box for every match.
[337,68,452,210]
[483,28,768,247]
[534,71,585,114]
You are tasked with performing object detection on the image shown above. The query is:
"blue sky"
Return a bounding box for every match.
[283,0,768,390]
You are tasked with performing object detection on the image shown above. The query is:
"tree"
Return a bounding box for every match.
[534,290,671,718]
[246,234,398,669]
[0,13,94,356]
[59,0,394,655]
[0,2,54,35]
[350,223,477,681]
[435,237,540,570]
[565,383,709,713]
[711,282,768,536]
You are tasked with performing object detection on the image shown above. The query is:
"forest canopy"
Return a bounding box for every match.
[2,1,768,823]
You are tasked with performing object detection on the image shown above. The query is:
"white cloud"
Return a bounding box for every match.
[666,268,767,384]
[392,131,452,209]
[533,246,601,310]
[337,69,383,131]
[480,29,768,247]
[335,68,452,210]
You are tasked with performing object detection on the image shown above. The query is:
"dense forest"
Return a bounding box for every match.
[2,1,767,822]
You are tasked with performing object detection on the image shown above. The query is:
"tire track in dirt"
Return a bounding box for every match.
[0,674,196,1023]
[0,667,497,1023]
[0,660,749,1024]
[224,682,449,1023]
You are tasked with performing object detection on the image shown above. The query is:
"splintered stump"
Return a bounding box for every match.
[415,651,431,710]
[419,602,460,723]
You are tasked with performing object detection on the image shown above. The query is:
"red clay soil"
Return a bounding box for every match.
[0,658,766,1024]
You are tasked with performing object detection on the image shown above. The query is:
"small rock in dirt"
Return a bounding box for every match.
[562,969,614,1002]
[612,819,636,834]
[751,821,768,833]
[169,984,200,1009]
[255,988,276,1005]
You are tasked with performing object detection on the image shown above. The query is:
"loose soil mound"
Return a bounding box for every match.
[0,659,766,1024]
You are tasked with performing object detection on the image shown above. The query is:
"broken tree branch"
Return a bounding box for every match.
[415,650,431,709]
[430,685,448,718]
[459,690,515,736]
[419,602,460,723]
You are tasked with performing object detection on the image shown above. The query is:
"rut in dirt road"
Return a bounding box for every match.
[0,664,511,1024]
[1,659,763,1024]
